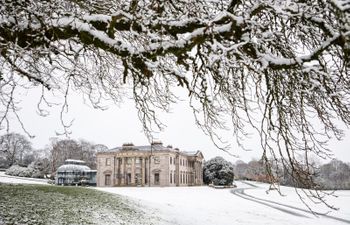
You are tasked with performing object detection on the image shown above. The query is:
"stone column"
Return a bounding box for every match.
[194,161,198,185]
[115,157,119,186]
[131,157,135,185]
[112,157,115,186]
[121,157,125,185]
[197,161,200,185]
[175,155,179,186]
[141,157,146,186]
[146,157,149,185]
[199,162,202,185]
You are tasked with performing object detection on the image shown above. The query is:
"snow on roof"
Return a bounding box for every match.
[65,159,86,164]
[182,151,198,156]
[57,164,91,173]
[56,159,91,172]
[110,144,171,152]
[105,143,202,156]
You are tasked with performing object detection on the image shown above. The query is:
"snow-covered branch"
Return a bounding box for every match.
[0,0,349,207]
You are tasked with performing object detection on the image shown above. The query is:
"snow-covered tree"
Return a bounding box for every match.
[203,156,234,185]
[0,133,32,167]
[317,159,350,190]
[1,0,349,203]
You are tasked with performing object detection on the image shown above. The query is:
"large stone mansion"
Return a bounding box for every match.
[96,141,204,187]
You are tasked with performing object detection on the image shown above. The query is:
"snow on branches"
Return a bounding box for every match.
[0,0,349,202]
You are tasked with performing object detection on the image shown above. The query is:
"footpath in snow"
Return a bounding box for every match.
[96,181,350,225]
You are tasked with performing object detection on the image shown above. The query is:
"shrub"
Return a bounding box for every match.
[203,157,234,186]
[5,165,34,177]
[5,161,44,178]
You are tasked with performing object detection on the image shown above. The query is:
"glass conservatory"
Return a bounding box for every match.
[55,159,96,186]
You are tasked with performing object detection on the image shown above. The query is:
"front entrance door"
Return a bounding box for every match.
[154,173,160,185]
[126,173,131,185]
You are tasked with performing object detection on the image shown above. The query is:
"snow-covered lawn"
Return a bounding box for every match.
[96,181,350,225]
[0,171,49,185]
[0,173,159,225]
[2,173,349,225]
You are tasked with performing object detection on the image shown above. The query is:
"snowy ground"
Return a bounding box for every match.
[96,181,350,225]
[0,171,49,185]
[0,173,159,225]
[1,173,349,225]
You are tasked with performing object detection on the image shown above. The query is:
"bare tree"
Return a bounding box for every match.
[0,0,349,208]
[48,138,101,172]
[49,138,82,173]
[234,160,249,180]
[79,139,104,169]
[0,133,32,167]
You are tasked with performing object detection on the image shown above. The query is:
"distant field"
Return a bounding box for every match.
[0,184,156,225]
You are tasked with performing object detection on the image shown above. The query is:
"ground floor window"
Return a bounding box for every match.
[105,174,111,186]
[154,173,160,185]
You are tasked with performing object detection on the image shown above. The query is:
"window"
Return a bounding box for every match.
[170,157,172,164]
[135,157,140,164]
[106,158,111,166]
[154,156,160,164]
[105,174,111,185]
[170,171,172,184]
[126,158,132,165]
[154,173,160,185]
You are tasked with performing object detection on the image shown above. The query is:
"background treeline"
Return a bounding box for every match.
[0,133,108,178]
[234,159,350,190]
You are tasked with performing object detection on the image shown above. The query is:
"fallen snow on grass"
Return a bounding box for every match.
[96,181,350,225]
[0,184,157,225]
[0,172,49,185]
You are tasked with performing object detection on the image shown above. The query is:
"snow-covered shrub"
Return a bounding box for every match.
[203,157,234,186]
[5,161,45,178]
[28,161,45,178]
[5,165,33,177]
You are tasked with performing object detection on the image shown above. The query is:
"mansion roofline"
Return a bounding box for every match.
[97,141,203,157]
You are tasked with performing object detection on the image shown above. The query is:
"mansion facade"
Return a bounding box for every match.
[96,141,204,187]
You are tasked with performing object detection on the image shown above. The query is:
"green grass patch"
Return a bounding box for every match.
[0,184,155,225]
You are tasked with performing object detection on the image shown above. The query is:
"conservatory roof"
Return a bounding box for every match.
[56,164,91,173]
[65,159,86,164]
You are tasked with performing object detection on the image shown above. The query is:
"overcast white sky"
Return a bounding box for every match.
[3,86,350,163]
